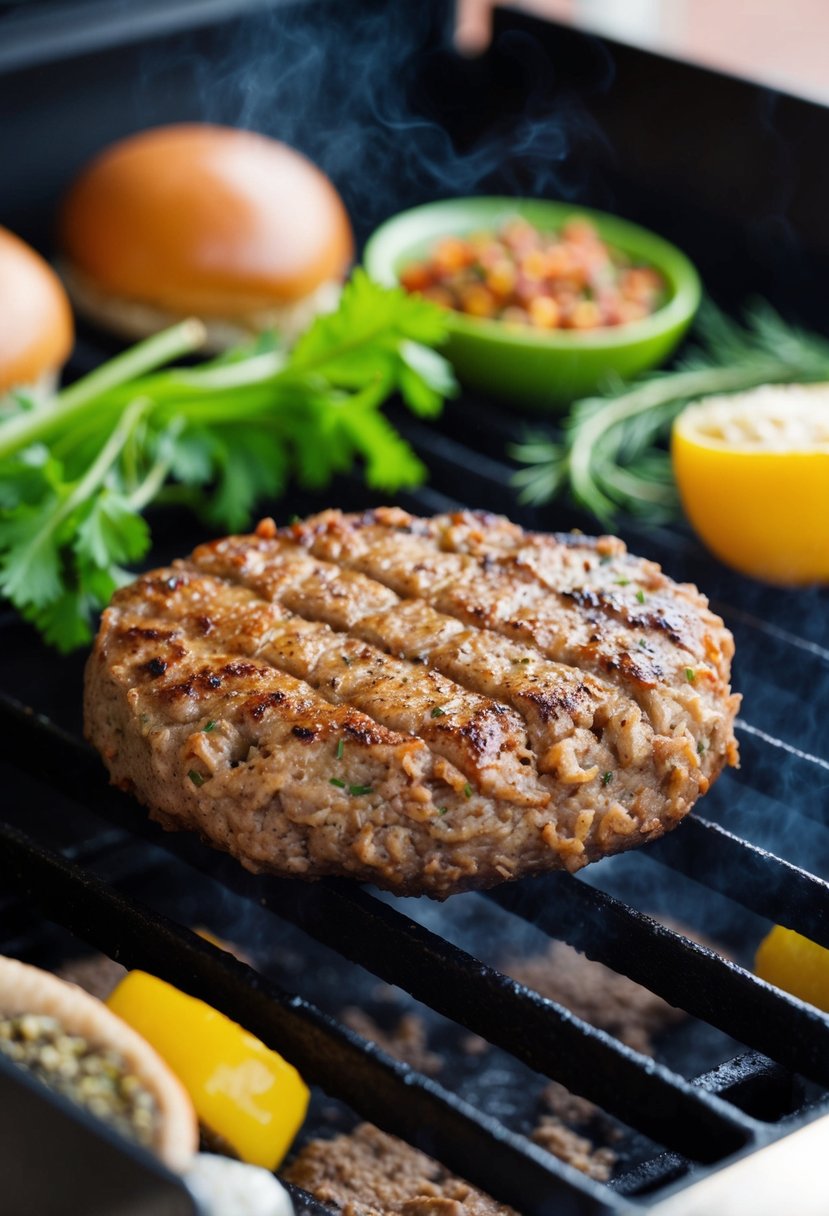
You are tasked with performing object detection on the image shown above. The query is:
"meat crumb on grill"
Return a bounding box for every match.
[501,939,684,1056]
[339,1008,444,1076]
[284,1123,517,1216]
[539,1079,602,1126]
[531,1117,617,1181]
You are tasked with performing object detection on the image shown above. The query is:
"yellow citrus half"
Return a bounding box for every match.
[671,384,829,584]
[755,925,829,1013]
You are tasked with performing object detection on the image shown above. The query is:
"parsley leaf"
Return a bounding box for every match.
[0,276,457,652]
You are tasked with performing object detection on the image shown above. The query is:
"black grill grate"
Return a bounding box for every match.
[3,377,829,1212]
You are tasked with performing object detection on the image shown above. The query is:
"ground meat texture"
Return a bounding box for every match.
[339,1008,443,1075]
[284,1123,517,1216]
[84,508,740,898]
[501,940,685,1057]
[531,1118,617,1182]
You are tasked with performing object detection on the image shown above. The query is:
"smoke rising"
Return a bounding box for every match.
[133,0,610,241]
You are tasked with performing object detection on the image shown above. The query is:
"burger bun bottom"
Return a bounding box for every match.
[61,261,342,352]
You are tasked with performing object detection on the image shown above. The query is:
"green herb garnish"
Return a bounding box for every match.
[336,738,344,760]
[615,577,630,587]
[203,720,216,732]
[602,771,613,786]
[0,271,457,651]
[697,740,706,755]
[188,770,205,787]
[349,784,373,797]
[636,589,646,604]
[463,782,473,799]
[438,806,449,816]
[685,668,696,683]
[431,706,446,718]
[329,777,346,789]
[511,300,829,522]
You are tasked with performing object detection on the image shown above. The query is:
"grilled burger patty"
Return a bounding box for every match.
[84,508,740,898]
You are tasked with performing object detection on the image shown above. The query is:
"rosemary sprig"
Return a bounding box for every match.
[511,300,829,523]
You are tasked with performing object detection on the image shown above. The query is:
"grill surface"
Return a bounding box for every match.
[3,2,829,1212]
[3,358,829,1213]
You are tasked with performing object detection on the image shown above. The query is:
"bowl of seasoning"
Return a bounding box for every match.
[364,196,700,407]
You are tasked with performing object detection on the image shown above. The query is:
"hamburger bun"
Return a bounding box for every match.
[0,227,73,398]
[60,124,354,350]
[0,955,198,1171]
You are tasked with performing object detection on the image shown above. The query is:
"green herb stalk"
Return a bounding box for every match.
[0,271,457,651]
[511,301,829,523]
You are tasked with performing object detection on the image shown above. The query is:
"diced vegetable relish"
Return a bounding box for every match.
[399,217,666,331]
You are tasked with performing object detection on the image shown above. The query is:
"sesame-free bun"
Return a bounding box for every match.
[0,227,73,395]
[0,954,198,1172]
[60,124,354,346]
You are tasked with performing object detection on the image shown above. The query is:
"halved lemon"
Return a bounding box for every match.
[755,925,829,1012]
[671,384,829,584]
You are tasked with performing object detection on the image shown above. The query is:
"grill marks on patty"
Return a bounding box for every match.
[189,536,691,805]
[280,507,738,751]
[84,509,739,897]
[115,570,543,808]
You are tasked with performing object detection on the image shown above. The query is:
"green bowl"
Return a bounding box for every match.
[363,196,701,409]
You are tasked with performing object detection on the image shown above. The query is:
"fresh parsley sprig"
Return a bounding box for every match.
[0,271,457,651]
[511,300,829,523]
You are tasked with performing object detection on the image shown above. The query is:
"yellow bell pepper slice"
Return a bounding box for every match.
[755,925,829,1013]
[108,971,309,1170]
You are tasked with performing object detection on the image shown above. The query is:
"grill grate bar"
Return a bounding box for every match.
[0,818,624,1216]
[1,697,822,1092]
[728,722,829,827]
[611,1052,797,1198]
[486,874,829,1088]
[198,867,756,1162]
[648,816,829,948]
[0,695,754,1161]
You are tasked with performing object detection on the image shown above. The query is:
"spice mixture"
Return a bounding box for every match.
[0,1013,158,1148]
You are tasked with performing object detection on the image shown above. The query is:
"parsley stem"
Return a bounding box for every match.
[24,397,149,556]
[0,320,205,461]
[152,349,287,393]
[127,419,185,512]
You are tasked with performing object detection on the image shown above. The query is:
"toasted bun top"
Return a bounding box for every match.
[0,955,198,1171]
[60,124,354,316]
[0,227,73,392]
